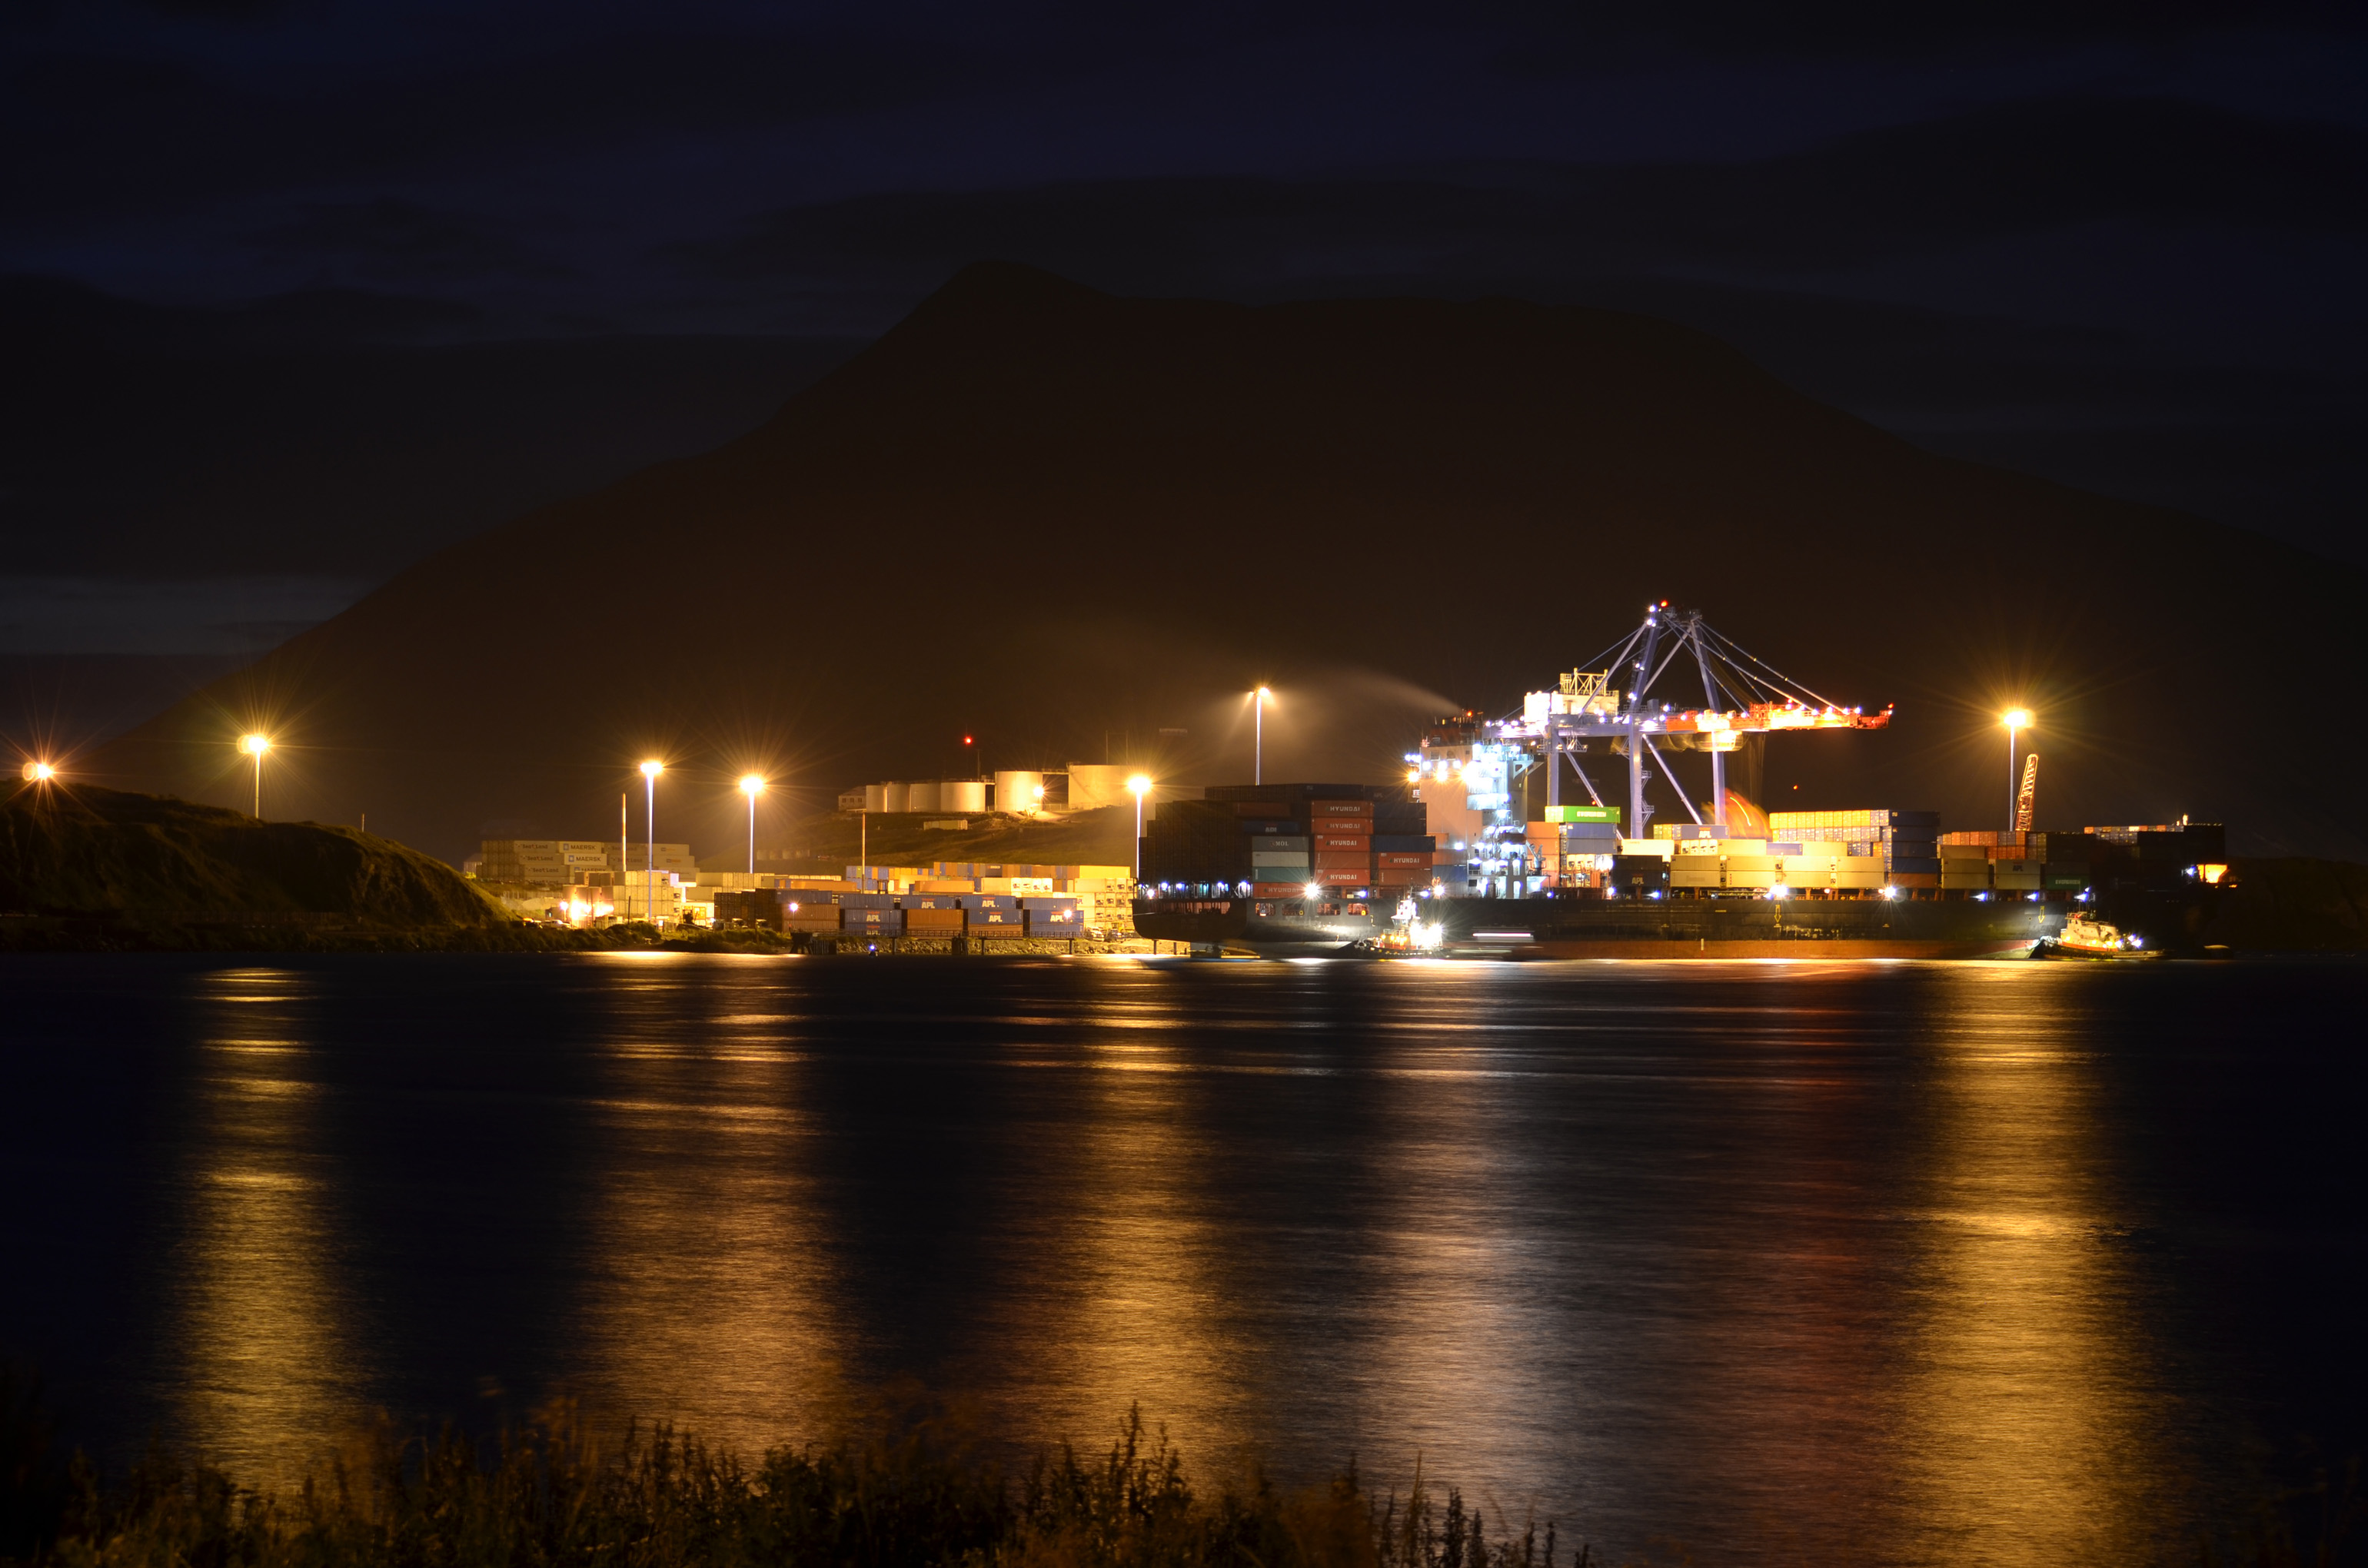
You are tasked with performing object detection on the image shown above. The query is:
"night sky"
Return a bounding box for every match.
[4,2,2363,723]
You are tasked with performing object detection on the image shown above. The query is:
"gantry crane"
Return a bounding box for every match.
[1419,601,1893,841]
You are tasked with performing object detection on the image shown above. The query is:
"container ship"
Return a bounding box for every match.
[1133,603,2229,958]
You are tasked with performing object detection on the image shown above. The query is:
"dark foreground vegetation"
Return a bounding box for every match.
[0,1374,2357,1568]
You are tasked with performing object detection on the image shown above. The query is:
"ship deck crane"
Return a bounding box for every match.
[1425,601,1892,842]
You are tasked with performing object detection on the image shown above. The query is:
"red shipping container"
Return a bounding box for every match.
[1250,882,1309,898]
[1313,801,1373,817]
[1232,802,1289,816]
[1313,849,1370,869]
[1313,869,1369,886]
[1315,834,1370,851]
[1377,852,1429,868]
[1891,872,1941,888]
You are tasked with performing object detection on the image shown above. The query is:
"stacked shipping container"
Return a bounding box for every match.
[1139,785,1432,897]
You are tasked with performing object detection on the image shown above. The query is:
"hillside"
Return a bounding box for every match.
[85,263,2368,862]
[0,783,510,930]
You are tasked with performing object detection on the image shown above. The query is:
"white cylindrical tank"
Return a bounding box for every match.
[940,780,986,813]
[878,781,909,812]
[863,783,889,812]
[905,780,940,812]
[994,770,1046,816]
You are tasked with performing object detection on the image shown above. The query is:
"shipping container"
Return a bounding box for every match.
[1377,852,1430,868]
[1887,857,1944,875]
[1312,850,1371,869]
[1312,800,1375,818]
[903,908,965,930]
[1543,804,1620,823]
[1372,835,1437,853]
[1249,883,1307,899]
[1891,872,1941,888]
[1314,835,1371,851]
[1312,869,1370,886]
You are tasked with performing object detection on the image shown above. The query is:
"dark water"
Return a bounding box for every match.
[4,952,2363,1564]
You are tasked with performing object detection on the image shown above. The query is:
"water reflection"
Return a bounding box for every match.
[999,977,1247,1462]
[165,967,366,1481]
[1890,966,2170,1565]
[567,956,844,1453]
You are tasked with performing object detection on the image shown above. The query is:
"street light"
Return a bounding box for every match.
[2001,709,2031,831]
[1128,773,1152,880]
[739,774,765,874]
[1252,686,1272,785]
[21,760,54,783]
[239,733,271,818]
[640,759,663,922]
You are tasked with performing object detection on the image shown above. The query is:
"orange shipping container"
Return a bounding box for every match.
[1313,801,1373,817]
[1313,849,1370,869]
[1315,834,1370,851]
[1377,852,1430,868]
[1250,882,1309,897]
[1313,868,1370,886]
[903,908,964,930]
[1891,872,1941,888]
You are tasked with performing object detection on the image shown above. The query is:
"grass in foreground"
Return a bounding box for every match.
[0,1377,2358,1568]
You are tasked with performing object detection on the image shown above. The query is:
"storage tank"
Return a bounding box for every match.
[994,769,1046,816]
[877,782,909,812]
[940,780,986,813]
[905,781,941,812]
[863,783,888,812]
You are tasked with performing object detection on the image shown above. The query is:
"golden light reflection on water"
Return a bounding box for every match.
[964,986,1256,1472]
[167,967,366,1483]
[567,957,844,1455]
[1888,966,2170,1565]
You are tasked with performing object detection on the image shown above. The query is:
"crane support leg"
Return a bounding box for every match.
[1546,734,1560,811]
[1711,746,1727,827]
[1628,735,1646,839]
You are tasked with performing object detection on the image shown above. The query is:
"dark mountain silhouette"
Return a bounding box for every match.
[85,263,2367,862]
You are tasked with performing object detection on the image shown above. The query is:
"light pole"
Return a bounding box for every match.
[240,734,271,818]
[2001,709,2030,832]
[740,774,765,873]
[1128,773,1152,881]
[640,760,663,922]
[1252,686,1271,785]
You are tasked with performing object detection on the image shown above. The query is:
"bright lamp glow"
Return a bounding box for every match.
[1127,774,1152,796]
[2003,708,2032,728]
[22,761,54,782]
[739,774,766,797]
[640,759,663,779]
[240,733,271,756]
[1304,882,1322,899]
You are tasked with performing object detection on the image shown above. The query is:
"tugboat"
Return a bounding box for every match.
[2045,913,2158,960]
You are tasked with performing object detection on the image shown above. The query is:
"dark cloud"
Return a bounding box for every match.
[668,96,2367,298]
[245,198,564,281]
[0,28,989,220]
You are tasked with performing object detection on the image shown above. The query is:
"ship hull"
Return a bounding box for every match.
[1135,893,2060,958]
